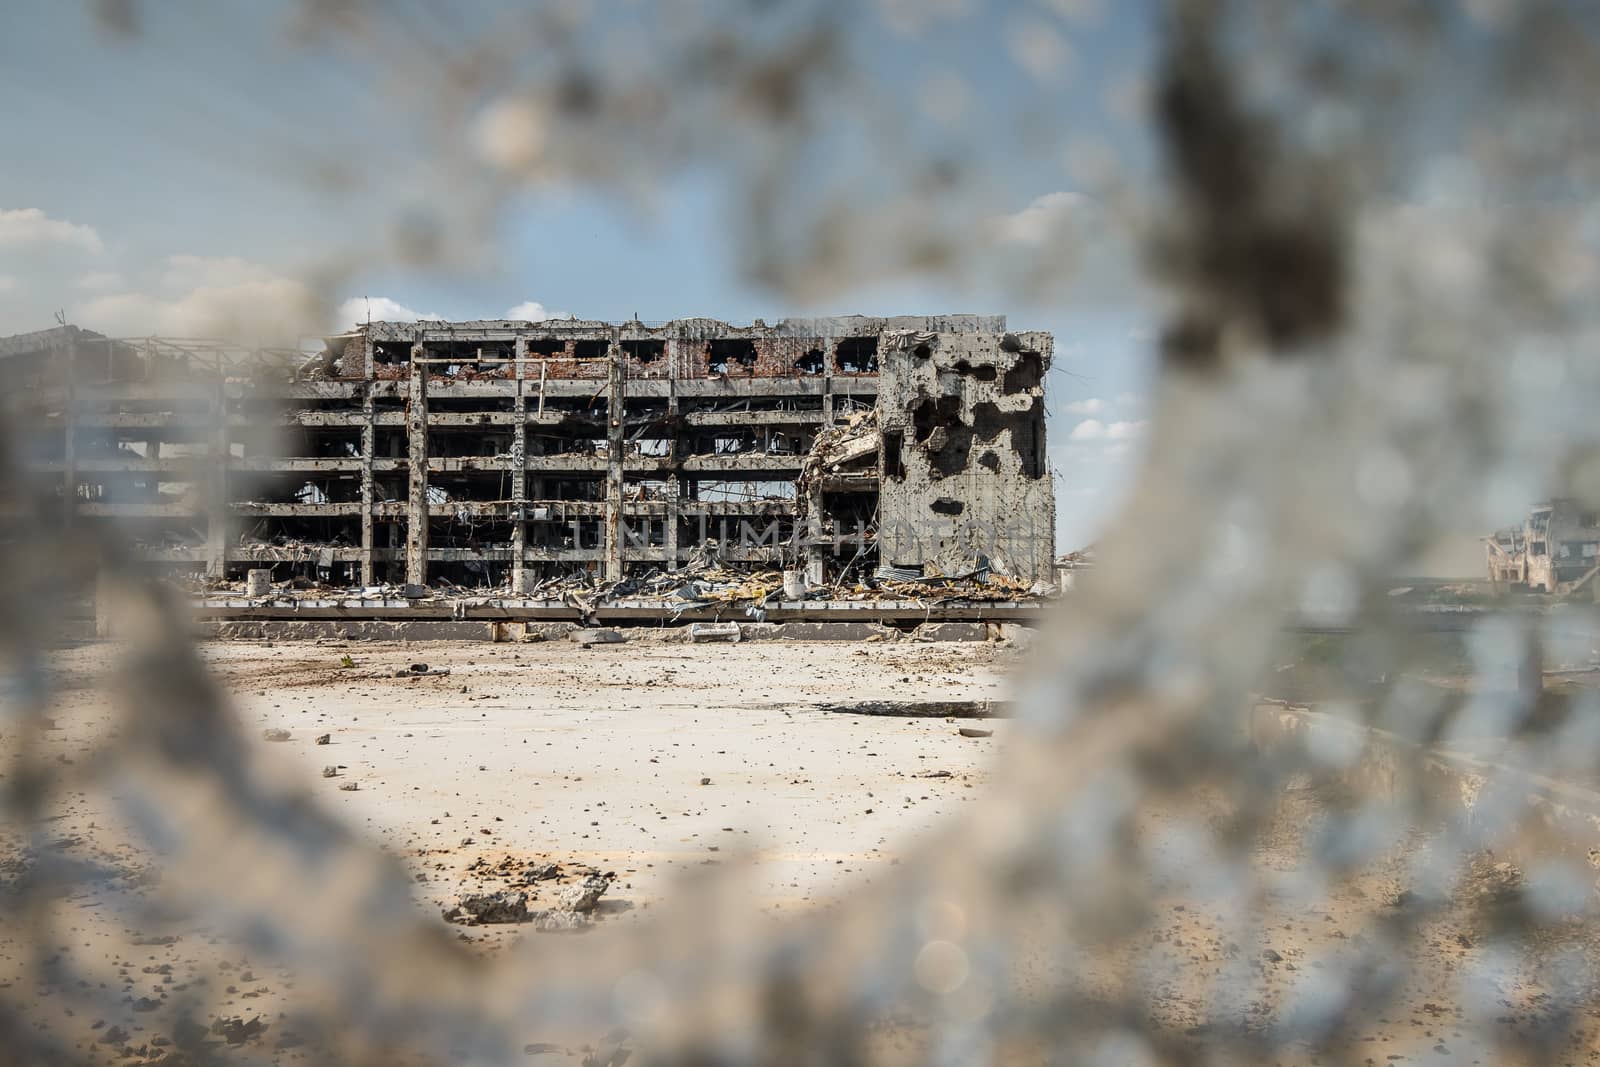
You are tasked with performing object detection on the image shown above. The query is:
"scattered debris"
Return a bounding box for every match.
[338,781,360,791]
[957,727,993,738]
[572,628,626,647]
[315,733,331,745]
[261,728,290,742]
[823,699,1005,718]
[321,766,339,778]
[396,664,451,677]
[445,890,531,925]
[443,857,615,930]
[212,1016,266,1046]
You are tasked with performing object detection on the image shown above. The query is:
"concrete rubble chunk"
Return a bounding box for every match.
[556,873,611,914]
[261,728,290,742]
[572,628,626,647]
[520,861,561,883]
[211,1016,266,1046]
[446,890,531,925]
[689,622,741,643]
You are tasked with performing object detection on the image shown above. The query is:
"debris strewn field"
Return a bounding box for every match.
[5,637,1600,1064]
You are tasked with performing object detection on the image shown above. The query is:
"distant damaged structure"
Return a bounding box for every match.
[1487,499,1600,593]
[0,316,1055,619]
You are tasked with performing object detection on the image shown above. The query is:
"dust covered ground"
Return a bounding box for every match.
[3,636,1600,1064]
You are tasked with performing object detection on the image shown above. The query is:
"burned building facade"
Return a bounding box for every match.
[2,315,1054,594]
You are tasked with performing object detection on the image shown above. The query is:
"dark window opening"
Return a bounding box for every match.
[912,396,962,444]
[574,339,609,360]
[930,498,965,516]
[1531,541,1547,556]
[953,360,998,382]
[911,396,972,478]
[1002,350,1044,392]
[474,341,515,363]
[622,339,665,363]
[971,398,1046,478]
[977,450,1001,472]
[835,336,879,373]
[373,341,411,365]
[526,339,566,357]
[706,338,758,374]
[794,348,825,375]
[913,343,932,359]
[882,430,905,480]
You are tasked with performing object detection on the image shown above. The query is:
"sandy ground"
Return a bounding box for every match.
[4,636,1600,1065]
[207,637,1010,921]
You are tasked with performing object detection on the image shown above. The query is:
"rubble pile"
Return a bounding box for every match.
[199,555,1052,614]
[440,856,615,932]
[795,408,879,521]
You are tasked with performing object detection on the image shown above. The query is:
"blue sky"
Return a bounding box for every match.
[0,0,1165,551]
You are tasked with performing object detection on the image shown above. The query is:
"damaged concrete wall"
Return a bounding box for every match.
[874,330,1055,583]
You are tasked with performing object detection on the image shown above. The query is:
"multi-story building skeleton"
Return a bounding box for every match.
[1,315,1055,599]
[1487,498,1600,594]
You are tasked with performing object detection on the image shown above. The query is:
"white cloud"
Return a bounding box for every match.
[75,255,331,342]
[336,296,443,329]
[995,191,1088,245]
[1068,417,1146,442]
[1069,418,1105,441]
[0,208,103,254]
[506,300,572,322]
[161,254,283,291]
[75,271,124,291]
[78,275,322,344]
[1065,397,1103,416]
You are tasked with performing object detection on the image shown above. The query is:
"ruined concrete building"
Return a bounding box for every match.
[1487,498,1600,593]
[1,315,1054,597]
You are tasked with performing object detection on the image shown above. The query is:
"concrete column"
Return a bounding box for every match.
[808,360,833,583]
[603,332,625,580]
[62,334,76,528]
[805,480,826,586]
[511,337,528,593]
[204,382,228,579]
[406,352,428,586]
[665,336,680,570]
[359,383,375,587]
[665,474,680,570]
